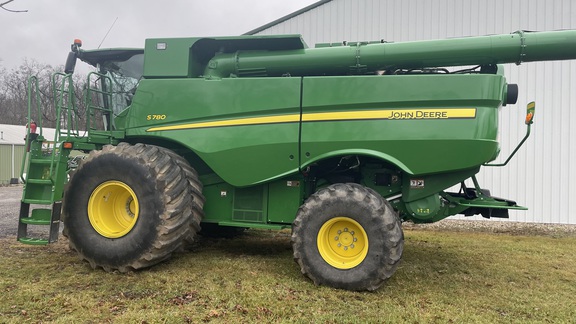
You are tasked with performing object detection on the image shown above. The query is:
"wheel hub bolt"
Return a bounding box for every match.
[333,226,360,250]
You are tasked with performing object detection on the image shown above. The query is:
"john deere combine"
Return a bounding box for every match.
[18,30,576,290]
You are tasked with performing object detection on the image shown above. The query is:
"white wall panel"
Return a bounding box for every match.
[254,0,576,224]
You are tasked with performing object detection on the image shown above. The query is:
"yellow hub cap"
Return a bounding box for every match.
[88,180,139,238]
[317,217,369,269]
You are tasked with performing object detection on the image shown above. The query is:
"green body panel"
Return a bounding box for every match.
[129,74,502,188]
[144,38,198,78]
[299,75,502,175]
[202,182,234,223]
[401,167,480,202]
[126,77,301,186]
[202,177,302,226]
[143,35,307,78]
[267,178,303,224]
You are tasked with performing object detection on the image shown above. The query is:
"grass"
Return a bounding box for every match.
[1,228,575,323]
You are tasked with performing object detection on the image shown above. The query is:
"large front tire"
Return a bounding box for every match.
[156,148,204,246]
[62,143,192,272]
[292,183,404,291]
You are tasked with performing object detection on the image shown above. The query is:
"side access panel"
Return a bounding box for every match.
[201,176,303,227]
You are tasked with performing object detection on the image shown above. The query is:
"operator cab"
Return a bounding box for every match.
[65,39,144,129]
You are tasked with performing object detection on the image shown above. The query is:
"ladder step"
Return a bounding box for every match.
[18,237,49,245]
[30,158,52,164]
[26,179,53,185]
[22,199,53,205]
[17,202,61,245]
[20,209,52,225]
[20,218,51,225]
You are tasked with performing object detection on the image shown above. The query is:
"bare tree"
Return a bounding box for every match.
[0,59,87,130]
[1,60,52,126]
[0,0,27,12]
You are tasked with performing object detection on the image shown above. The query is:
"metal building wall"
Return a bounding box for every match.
[253,0,576,224]
[0,145,13,184]
[0,144,24,184]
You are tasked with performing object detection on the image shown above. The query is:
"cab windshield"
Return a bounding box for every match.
[98,53,144,115]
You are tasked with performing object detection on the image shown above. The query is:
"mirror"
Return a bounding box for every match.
[64,52,77,74]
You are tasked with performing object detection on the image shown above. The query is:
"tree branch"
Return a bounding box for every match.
[0,0,28,13]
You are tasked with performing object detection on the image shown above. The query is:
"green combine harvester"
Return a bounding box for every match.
[18,30,576,291]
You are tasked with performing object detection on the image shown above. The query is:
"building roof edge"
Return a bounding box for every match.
[243,0,333,35]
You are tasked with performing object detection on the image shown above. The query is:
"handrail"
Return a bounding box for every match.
[20,76,42,182]
[85,71,114,135]
[51,72,83,180]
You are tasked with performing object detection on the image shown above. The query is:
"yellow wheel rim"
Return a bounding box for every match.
[317,217,369,269]
[88,180,139,238]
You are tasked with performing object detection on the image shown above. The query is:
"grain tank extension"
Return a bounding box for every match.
[18,30,576,291]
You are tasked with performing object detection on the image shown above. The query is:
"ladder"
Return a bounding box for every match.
[17,74,78,245]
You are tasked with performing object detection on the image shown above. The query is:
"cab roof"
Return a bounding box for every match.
[77,48,144,67]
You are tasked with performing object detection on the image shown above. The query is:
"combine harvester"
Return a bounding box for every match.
[18,30,576,290]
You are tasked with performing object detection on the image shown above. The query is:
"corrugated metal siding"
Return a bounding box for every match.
[254,0,576,224]
[0,145,13,183]
[0,125,60,184]
[13,145,25,181]
[0,144,24,184]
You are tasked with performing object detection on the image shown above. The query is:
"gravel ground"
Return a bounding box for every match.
[0,184,62,239]
[0,185,24,238]
[404,218,576,237]
[1,185,575,239]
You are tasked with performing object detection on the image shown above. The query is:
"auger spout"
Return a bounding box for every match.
[202,30,576,78]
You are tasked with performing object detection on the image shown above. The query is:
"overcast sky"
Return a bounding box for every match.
[0,0,317,70]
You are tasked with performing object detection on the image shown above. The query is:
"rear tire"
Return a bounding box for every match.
[292,183,404,291]
[62,143,192,272]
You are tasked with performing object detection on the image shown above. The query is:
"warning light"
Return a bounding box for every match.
[63,142,73,149]
[525,101,535,125]
[74,39,82,47]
